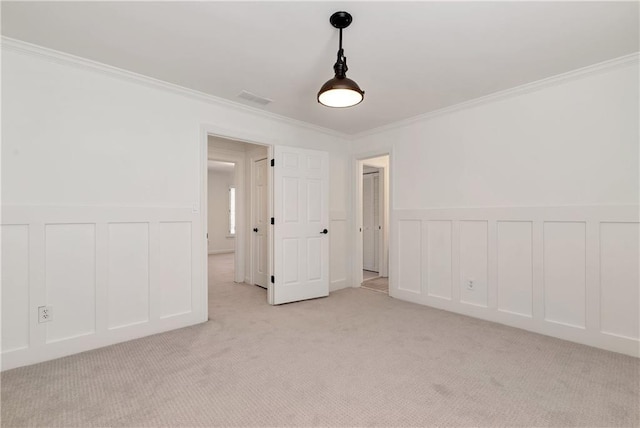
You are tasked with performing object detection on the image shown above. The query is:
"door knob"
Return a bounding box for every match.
[320,229,328,234]
[253,228,258,232]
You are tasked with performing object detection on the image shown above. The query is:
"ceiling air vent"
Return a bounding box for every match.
[237,90,273,106]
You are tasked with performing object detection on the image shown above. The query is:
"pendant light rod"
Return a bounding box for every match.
[334,43,347,79]
[333,18,348,79]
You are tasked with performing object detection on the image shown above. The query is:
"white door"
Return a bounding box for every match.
[362,173,379,272]
[252,158,269,288]
[271,146,329,305]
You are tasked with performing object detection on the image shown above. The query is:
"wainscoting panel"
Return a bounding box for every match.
[329,211,348,291]
[425,220,452,300]
[107,222,149,329]
[392,206,639,357]
[459,221,488,307]
[397,220,421,294]
[1,225,30,352]
[45,223,97,343]
[1,206,204,370]
[497,221,533,317]
[600,222,640,340]
[543,222,586,328]
[158,222,193,319]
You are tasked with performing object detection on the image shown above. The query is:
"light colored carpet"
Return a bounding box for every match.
[2,253,638,427]
[361,276,389,294]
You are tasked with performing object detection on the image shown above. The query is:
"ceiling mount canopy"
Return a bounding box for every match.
[317,11,365,108]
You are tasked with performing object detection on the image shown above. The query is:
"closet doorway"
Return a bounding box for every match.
[356,154,390,294]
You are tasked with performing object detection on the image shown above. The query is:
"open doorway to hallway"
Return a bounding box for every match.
[357,155,390,294]
[207,135,270,296]
[204,133,331,307]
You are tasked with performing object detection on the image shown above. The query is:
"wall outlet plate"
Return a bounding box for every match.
[38,306,53,323]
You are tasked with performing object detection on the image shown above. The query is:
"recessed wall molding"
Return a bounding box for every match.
[1,205,204,370]
[329,210,349,291]
[391,205,639,357]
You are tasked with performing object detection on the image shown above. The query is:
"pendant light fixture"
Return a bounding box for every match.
[317,11,364,108]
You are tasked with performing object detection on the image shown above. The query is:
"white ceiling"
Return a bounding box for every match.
[2,1,638,135]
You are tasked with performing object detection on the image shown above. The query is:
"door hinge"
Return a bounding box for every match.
[270,159,275,167]
[271,217,275,225]
[271,275,275,283]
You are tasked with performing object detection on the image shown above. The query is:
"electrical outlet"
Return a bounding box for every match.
[467,279,475,290]
[38,306,53,323]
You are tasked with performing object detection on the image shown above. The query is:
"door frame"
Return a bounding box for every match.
[352,151,392,289]
[200,125,273,317]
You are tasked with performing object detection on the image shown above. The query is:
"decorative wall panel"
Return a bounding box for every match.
[45,224,96,343]
[1,225,30,352]
[397,220,421,294]
[497,221,533,317]
[392,207,638,357]
[600,222,639,339]
[158,222,192,319]
[543,222,586,328]
[107,222,149,329]
[426,221,452,300]
[459,221,488,307]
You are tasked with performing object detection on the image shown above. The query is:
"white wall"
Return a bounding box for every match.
[352,58,640,356]
[207,168,235,254]
[1,41,352,370]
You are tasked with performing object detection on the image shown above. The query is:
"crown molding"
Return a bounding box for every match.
[353,52,640,140]
[3,37,637,142]
[0,37,349,140]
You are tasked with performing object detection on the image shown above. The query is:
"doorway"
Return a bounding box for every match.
[355,154,390,294]
[206,135,270,291]
[202,130,332,308]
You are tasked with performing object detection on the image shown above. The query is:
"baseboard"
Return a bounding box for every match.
[2,312,205,371]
